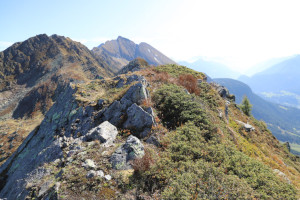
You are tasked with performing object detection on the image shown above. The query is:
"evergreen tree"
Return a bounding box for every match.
[240,96,252,116]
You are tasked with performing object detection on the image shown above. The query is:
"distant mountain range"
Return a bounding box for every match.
[214,78,300,154]
[92,36,176,73]
[243,56,293,76]
[239,55,300,108]
[179,58,240,79]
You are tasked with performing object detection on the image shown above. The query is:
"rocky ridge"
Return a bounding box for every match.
[0,34,114,166]
[0,72,156,199]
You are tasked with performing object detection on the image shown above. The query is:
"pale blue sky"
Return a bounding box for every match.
[1,0,300,73]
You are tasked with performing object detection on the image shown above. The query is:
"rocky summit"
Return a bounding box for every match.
[92,36,176,73]
[0,35,300,200]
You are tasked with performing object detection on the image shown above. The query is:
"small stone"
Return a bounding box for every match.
[104,174,112,181]
[86,170,97,179]
[82,159,96,169]
[96,170,104,177]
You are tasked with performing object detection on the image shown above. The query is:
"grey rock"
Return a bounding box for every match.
[110,135,144,170]
[211,82,235,102]
[38,180,54,197]
[235,120,255,132]
[123,104,155,138]
[146,135,160,147]
[82,159,96,169]
[96,170,104,177]
[86,170,97,179]
[104,174,112,181]
[121,82,149,105]
[284,142,291,152]
[145,107,155,117]
[97,99,104,109]
[84,121,118,146]
[103,101,124,126]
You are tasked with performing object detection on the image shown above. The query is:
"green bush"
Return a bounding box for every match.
[155,64,205,79]
[153,84,210,131]
[128,83,296,199]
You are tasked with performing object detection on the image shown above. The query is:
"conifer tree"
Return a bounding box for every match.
[240,96,252,116]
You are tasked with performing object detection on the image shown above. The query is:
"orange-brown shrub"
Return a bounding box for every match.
[178,74,200,95]
[131,149,154,173]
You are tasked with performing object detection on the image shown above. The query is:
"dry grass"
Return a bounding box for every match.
[0,112,44,165]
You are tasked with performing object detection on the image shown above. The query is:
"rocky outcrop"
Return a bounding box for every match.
[0,73,154,199]
[110,135,144,170]
[211,82,235,101]
[100,76,155,138]
[0,85,97,199]
[120,81,149,105]
[123,104,154,138]
[118,58,149,74]
[236,120,255,132]
[83,121,118,146]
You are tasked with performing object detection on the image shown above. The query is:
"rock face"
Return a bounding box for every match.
[84,121,118,146]
[211,82,235,101]
[121,82,149,105]
[110,135,145,170]
[92,36,176,73]
[0,85,98,199]
[100,76,155,138]
[123,104,154,138]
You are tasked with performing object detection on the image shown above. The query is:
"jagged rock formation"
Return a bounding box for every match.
[0,34,114,166]
[0,73,156,199]
[110,135,144,170]
[211,82,235,101]
[92,36,176,73]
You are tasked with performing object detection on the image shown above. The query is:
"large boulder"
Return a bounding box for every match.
[236,120,255,132]
[110,135,144,170]
[121,82,149,105]
[102,77,150,127]
[84,121,118,147]
[123,104,155,138]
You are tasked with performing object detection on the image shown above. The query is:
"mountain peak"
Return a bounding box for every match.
[92,37,176,73]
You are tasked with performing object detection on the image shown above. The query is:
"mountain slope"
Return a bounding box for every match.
[179,58,240,79]
[0,65,299,199]
[0,34,113,165]
[239,55,300,108]
[92,36,176,73]
[214,78,300,150]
